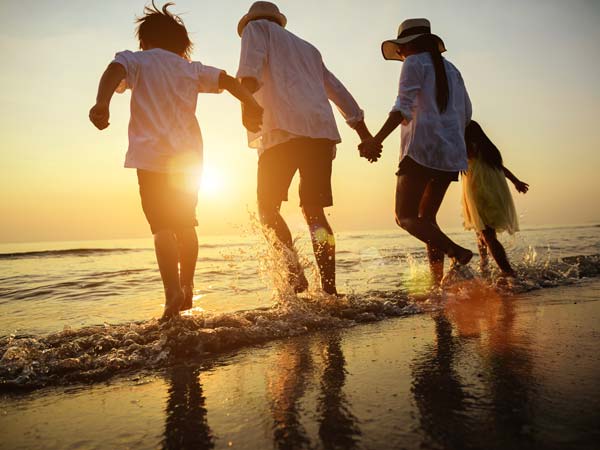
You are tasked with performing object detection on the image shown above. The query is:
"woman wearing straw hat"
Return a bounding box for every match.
[236,2,376,296]
[360,18,474,285]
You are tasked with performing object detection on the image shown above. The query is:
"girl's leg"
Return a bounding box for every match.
[175,227,198,311]
[476,232,490,275]
[154,230,183,318]
[418,179,452,285]
[396,175,473,264]
[481,227,515,275]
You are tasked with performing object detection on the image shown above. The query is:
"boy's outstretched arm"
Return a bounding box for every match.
[503,166,529,193]
[218,73,263,133]
[89,62,126,130]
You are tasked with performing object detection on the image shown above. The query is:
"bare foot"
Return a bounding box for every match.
[289,269,309,293]
[161,290,183,320]
[451,247,473,265]
[180,285,193,311]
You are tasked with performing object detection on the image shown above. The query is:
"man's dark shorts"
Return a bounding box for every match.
[257,138,335,208]
[137,170,199,234]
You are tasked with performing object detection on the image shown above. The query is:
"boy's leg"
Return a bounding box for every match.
[395,174,472,264]
[481,227,515,275]
[154,230,183,318]
[418,179,451,286]
[302,206,336,295]
[175,227,198,311]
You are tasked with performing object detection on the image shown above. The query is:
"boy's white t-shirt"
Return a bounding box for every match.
[112,48,223,173]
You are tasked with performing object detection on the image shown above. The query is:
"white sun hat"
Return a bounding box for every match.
[381,18,446,61]
[237,1,287,37]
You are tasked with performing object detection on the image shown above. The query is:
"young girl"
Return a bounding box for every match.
[462,121,529,276]
[360,18,473,285]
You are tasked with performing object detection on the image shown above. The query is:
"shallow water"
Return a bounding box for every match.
[1,281,598,450]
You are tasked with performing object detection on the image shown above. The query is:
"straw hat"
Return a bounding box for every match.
[237,1,287,37]
[381,18,446,61]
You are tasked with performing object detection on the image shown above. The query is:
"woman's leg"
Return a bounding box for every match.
[418,179,452,285]
[395,175,473,264]
[481,227,515,275]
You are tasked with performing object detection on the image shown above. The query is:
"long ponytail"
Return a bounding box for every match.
[412,35,449,113]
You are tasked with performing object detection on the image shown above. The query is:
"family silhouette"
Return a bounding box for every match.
[89,1,528,319]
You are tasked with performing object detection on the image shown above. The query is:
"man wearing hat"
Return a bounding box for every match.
[236,1,374,296]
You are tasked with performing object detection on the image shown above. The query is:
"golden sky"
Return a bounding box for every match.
[1,0,599,243]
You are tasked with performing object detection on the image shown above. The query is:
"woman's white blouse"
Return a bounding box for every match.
[392,52,472,172]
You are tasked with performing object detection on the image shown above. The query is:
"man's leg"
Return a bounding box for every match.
[257,143,307,292]
[175,227,198,311]
[302,206,336,295]
[154,230,183,319]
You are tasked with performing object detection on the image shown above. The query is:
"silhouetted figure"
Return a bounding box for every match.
[236,1,376,295]
[463,121,529,276]
[360,18,473,285]
[163,365,214,449]
[90,2,262,319]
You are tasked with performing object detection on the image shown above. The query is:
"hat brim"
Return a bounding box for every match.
[381,34,446,61]
[237,12,287,36]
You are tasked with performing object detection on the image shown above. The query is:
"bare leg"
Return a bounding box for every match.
[395,175,473,265]
[302,206,336,295]
[154,230,183,319]
[258,202,308,292]
[175,227,198,311]
[418,180,451,286]
[481,227,515,276]
[476,232,490,276]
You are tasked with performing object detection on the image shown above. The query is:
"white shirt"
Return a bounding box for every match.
[236,20,364,154]
[113,48,223,173]
[392,52,472,172]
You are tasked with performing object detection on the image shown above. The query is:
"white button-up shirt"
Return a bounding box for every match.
[113,48,223,173]
[236,20,364,154]
[392,52,472,172]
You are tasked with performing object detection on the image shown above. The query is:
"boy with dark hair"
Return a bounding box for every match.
[90,2,263,319]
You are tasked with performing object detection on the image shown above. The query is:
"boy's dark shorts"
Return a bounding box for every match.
[257,138,335,208]
[396,156,459,183]
[137,170,199,234]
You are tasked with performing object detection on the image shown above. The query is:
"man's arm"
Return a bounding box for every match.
[89,62,126,130]
[219,72,263,133]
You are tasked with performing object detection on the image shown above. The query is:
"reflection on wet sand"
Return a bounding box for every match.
[265,332,362,449]
[412,281,536,449]
[163,365,214,449]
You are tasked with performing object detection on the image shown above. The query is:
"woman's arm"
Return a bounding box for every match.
[503,166,529,193]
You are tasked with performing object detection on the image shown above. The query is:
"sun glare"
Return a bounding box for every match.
[200,165,225,196]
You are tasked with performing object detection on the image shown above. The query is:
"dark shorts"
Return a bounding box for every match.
[257,138,335,208]
[137,170,199,234]
[395,156,459,183]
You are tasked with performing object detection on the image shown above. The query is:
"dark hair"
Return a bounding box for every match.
[465,120,504,169]
[136,1,193,59]
[406,35,449,113]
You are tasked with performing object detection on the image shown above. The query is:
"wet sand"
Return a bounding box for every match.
[2,280,599,450]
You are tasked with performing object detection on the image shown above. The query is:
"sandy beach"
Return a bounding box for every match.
[2,279,598,450]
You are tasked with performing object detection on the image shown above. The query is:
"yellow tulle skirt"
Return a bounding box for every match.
[462,158,519,234]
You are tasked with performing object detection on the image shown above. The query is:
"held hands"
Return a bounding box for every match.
[241,102,263,133]
[358,137,383,163]
[514,179,529,194]
[89,103,110,130]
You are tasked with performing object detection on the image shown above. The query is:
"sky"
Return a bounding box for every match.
[0,0,599,243]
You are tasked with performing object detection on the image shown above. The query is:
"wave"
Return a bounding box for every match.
[0,248,149,260]
[1,254,599,391]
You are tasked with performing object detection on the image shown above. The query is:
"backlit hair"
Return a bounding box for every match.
[136,1,193,59]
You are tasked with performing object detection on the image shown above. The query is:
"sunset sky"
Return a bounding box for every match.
[1,0,599,243]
